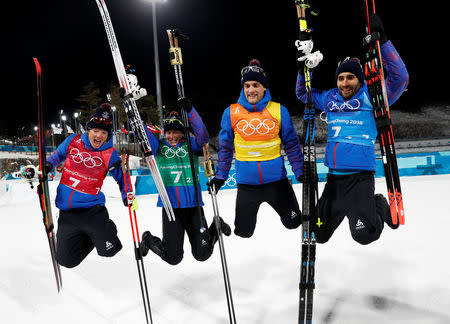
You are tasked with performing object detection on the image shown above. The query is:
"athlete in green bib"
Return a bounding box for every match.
[140,99,231,265]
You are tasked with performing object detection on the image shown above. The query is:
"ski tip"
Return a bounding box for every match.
[33,57,42,72]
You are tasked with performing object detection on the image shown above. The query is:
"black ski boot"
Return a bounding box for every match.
[214,217,232,237]
[375,194,399,230]
[140,231,164,257]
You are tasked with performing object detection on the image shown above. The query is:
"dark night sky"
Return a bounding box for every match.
[7,0,449,137]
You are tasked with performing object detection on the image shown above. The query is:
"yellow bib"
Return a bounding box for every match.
[230,101,282,161]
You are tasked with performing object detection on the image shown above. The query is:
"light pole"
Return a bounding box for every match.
[111,105,117,144]
[33,126,38,148]
[50,124,56,149]
[145,0,167,128]
[61,115,67,137]
[73,112,79,133]
[59,109,67,137]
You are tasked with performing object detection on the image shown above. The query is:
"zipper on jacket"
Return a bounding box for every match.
[257,161,263,184]
[333,142,339,169]
[69,190,74,209]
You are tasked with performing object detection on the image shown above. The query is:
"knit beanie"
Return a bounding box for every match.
[241,59,269,88]
[86,103,113,133]
[163,111,185,134]
[335,57,365,84]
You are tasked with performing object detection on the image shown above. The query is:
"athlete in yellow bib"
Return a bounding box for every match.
[209,59,304,238]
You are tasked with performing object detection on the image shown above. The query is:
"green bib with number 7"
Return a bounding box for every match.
[156,141,199,187]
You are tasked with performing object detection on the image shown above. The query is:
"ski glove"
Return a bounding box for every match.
[207,177,225,194]
[297,51,323,70]
[44,162,53,174]
[369,14,388,44]
[295,39,323,70]
[123,197,138,211]
[177,97,193,113]
[118,74,147,101]
[28,163,53,180]
[22,165,37,179]
[127,73,147,100]
[295,39,314,57]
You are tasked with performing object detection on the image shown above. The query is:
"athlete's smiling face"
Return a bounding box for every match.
[87,128,108,149]
[243,81,266,105]
[165,130,184,146]
[337,72,361,100]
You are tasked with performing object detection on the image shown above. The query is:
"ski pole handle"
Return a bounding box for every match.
[296,4,307,31]
[295,0,317,39]
[202,143,210,159]
[202,143,215,178]
[167,29,183,66]
[167,29,174,47]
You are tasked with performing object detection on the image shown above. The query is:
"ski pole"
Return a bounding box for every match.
[203,144,237,324]
[121,153,153,324]
[166,28,206,228]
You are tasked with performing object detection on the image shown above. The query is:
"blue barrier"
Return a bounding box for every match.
[133,151,450,195]
[0,145,54,153]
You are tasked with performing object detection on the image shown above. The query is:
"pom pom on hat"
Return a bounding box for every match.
[248,59,261,67]
[100,103,111,112]
[86,102,113,133]
[241,58,268,88]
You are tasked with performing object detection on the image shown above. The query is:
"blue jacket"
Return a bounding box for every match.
[145,107,209,208]
[295,41,409,172]
[47,133,127,211]
[216,88,303,185]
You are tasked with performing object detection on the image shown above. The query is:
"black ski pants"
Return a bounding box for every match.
[56,205,122,268]
[313,171,385,245]
[157,207,216,265]
[234,178,302,238]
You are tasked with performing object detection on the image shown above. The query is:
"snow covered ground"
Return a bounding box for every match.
[1,174,450,324]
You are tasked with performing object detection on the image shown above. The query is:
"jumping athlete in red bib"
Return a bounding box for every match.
[46,103,133,268]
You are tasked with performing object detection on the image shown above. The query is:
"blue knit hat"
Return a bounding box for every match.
[86,103,113,133]
[335,57,364,84]
[163,111,185,134]
[241,59,268,88]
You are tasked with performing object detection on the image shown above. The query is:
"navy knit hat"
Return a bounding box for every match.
[241,59,269,88]
[86,103,113,133]
[335,57,364,84]
[163,111,185,134]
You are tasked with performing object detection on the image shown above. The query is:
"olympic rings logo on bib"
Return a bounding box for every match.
[327,99,361,112]
[161,146,188,158]
[236,118,276,136]
[70,148,103,168]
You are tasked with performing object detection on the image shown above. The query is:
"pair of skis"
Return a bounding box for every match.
[295,1,319,323]
[362,0,405,227]
[167,29,237,324]
[33,58,63,292]
[94,0,175,222]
